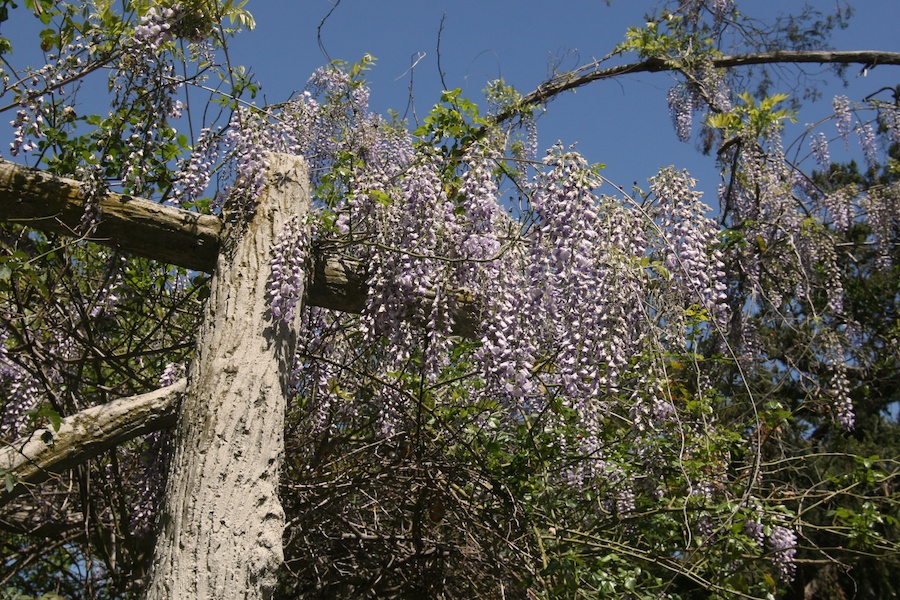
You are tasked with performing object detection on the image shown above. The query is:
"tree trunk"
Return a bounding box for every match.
[144,154,308,599]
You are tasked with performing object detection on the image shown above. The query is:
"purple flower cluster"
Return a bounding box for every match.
[269,215,310,324]
[4,35,89,158]
[8,98,46,156]
[360,155,459,383]
[159,362,184,387]
[885,105,900,146]
[527,146,630,399]
[822,186,852,233]
[133,7,178,52]
[710,0,734,25]
[629,377,676,432]
[862,184,899,270]
[829,367,855,431]
[221,109,273,213]
[0,349,41,441]
[744,519,765,547]
[172,128,221,205]
[857,121,880,172]
[457,154,535,400]
[833,95,852,147]
[809,131,830,169]
[767,525,798,582]
[651,167,728,328]
[742,515,797,582]
[668,85,699,142]
[75,164,107,234]
[209,66,391,216]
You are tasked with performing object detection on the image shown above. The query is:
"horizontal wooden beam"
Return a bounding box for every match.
[0,159,481,337]
[0,380,186,506]
[0,160,223,271]
[0,159,370,304]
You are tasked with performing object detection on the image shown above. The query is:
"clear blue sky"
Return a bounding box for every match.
[1,1,897,201]
[225,0,900,201]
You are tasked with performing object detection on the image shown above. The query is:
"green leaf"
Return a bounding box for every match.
[38,27,56,51]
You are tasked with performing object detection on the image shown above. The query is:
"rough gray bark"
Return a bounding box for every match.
[0,379,185,506]
[144,154,308,599]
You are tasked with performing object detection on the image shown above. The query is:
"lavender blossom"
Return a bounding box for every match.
[269,215,309,324]
[711,0,734,25]
[159,362,185,387]
[744,519,765,547]
[172,128,221,205]
[829,368,855,431]
[767,525,798,582]
[885,105,900,146]
[823,186,852,232]
[668,85,696,142]
[809,131,831,169]
[651,167,729,327]
[833,95,852,147]
[857,121,880,172]
[222,110,272,212]
[133,7,177,52]
[9,98,47,156]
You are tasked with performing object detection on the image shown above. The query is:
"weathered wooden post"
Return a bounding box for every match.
[144,154,308,599]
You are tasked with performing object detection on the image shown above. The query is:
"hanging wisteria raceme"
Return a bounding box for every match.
[0,337,42,439]
[171,128,220,205]
[269,216,310,323]
[525,146,645,405]
[864,182,900,270]
[456,151,538,404]
[8,101,46,157]
[857,121,880,172]
[809,131,831,170]
[885,103,900,146]
[650,167,729,331]
[833,95,853,146]
[822,185,853,233]
[668,84,699,142]
[768,525,799,582]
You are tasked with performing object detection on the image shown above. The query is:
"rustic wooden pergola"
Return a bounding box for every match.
[0,155,398,597]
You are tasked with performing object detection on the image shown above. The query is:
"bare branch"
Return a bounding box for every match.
[494,50,900,123]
